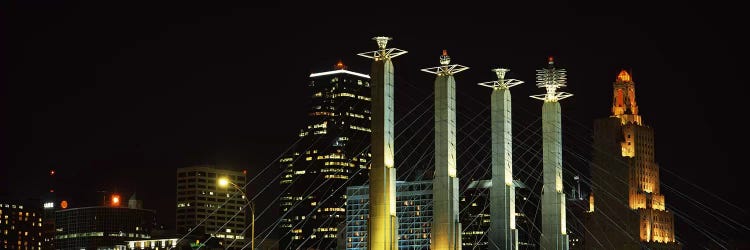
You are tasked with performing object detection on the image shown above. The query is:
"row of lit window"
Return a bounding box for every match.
[127,239,178,248]
[324,175,348,180]
[1,240,41,248]
[319,207,345,212]
[349,125,371,132]
[308,122,327,129]
[2,230,41,236]
[0,204,23,209]
[55,232,151,239]
[345,112,366,119]
[310,111,335,116]
[321,168,345,173]
[279,157,293,163]
[324,161,355,167]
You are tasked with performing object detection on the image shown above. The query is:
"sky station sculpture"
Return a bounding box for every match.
[358,36,407,250]
[479,68,523,250]
[421,50,468,250]
[531,57,572,250]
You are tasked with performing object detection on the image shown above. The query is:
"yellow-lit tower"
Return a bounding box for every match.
[357,36,407,250]
[585,70,680,249]
[478,68,523,250]
[422,50,468,250]
[530,57,571,250]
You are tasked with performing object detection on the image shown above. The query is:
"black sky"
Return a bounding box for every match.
[3,1,749,246]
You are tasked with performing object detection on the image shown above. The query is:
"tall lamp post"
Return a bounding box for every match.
[218,177,254,250]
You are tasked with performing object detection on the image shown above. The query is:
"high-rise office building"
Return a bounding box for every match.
[0,202,43,250]
[53,194,155,250]
[279,61,372,250]
[345,180,433,250]
[176,166,248,249]
[459,180,535,250]
[584,70,680,249]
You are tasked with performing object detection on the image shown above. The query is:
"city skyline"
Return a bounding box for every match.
[3,2,749,248]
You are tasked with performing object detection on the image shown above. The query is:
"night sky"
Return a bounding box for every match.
[3,1,749,247]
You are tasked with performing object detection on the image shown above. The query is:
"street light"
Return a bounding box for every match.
[217,177,254,250]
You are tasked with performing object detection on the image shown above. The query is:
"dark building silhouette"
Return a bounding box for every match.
[584,70,680,249]
[279,61,371,250]
[459,180,536,250]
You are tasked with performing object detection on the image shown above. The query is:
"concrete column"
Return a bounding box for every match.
[540,102,569,250]
[432,74,461,250]
[368,58,398,250]
[489,87,517,250]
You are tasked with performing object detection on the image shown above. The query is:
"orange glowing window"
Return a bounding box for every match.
[617,69,631,82]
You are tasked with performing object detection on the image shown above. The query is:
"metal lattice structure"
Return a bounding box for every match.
[478,68,524,89]
[530,57,572,102]
[357,36,408,61]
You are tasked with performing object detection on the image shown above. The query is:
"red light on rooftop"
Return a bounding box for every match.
[60,200,68,209]
[335,60,346,70]
[548,56,554,63]
[50,189,54,193]
[50,170,55,176]
[243,170,247,175]
[111,194,121,207]
[442,49,448,56]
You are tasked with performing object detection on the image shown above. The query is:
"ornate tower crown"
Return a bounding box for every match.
[612,69,641,124]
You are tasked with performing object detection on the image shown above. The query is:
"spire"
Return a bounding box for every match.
[611,69,641,124]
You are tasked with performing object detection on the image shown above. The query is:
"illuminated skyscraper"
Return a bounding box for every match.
[278,61,372,250]
[584,70,681,249]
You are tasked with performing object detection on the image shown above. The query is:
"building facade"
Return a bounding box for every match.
[279,61,372,250]
[0,202,43,250]
[345,180,433,250]
[54,206,155,250]
[176,166,248,249]
[584,70,680,249]
[459,180,536,250]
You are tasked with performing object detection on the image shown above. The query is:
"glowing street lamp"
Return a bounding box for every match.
[217,177,254,250]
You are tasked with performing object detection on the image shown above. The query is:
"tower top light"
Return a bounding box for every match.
[530,56,572,102]
[357,36,407,61]
[478,68,523,89]
[421,50,468,76]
